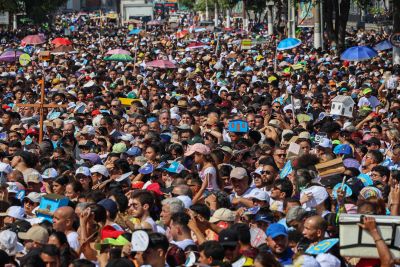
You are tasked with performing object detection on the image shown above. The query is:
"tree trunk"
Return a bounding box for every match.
[324,0,336,43]
[337,0,350,54]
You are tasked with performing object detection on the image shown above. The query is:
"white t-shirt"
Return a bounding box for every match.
[199,166,219,190]
[67,231,80,251]
[230,187,264,207]
[171,239,196,250]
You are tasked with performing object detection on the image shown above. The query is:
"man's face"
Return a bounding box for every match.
[129,198,144,218]
[273,149,286,165]
[266,235,288,254]
[160,204,171,226]
[52,209,66,232]
[230,177,248,196]
[199,250,212,265]
[302,219,319,242]
[261,165,277,185]
[40,252,60,267]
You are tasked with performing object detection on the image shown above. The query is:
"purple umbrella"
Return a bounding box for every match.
[146,60,176,69]
[0,50,23,62]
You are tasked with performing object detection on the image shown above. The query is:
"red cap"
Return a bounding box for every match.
[2,104,11,110]
[132,181,144,189]
[100,225,124,240]
[146,183,163,196]
[26,128,38,136]
[91,110,101,116]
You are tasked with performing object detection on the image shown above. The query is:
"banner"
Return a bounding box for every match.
[241,39,252,50]
[297,0,314,27]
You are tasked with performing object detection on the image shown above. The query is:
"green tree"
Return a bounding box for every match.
[0,0,67,23]
[178,0,195,10]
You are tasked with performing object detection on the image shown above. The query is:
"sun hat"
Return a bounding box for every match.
[41,168,58,179]
[209,208,235,223]
[90,164,110,177]
[0,230,24,256]
[230,167,248,180]
[18,226,49,244]
[0,206,25,220]
[184,143,210,156]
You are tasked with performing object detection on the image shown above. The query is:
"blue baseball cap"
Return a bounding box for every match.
[266,223,288,239]
[126,146,141,157]
[254,213,273,224]
[333,144,352,155]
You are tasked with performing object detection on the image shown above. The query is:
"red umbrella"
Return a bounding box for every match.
[105,49,130,55]
[21,34,46,45]
[51,37,72,47]
[146,60,176,69]
[147,20,163,26]
[186,41,207,50]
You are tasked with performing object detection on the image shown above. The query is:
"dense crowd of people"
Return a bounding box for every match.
[0,10,398,267]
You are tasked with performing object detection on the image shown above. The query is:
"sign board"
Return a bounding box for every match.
[390,33,400,48]
[297,0,314,27]
[19,53,31,66]
[241,39,252,50]
[280,160,292,179]
[0,12,9,25]
[306,238,339,255]
[228,120,249,133]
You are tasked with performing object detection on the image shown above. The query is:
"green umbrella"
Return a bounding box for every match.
[104,54,133,61]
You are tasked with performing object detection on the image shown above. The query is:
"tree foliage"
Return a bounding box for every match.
[0,0,67,23]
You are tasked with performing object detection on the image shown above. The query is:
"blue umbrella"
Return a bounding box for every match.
[340,46,378,61]
[277,38,302,51]
[373,40,393,51]
[128,28,142,35]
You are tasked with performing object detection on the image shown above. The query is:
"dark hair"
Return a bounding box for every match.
[230,223,251,244]
[171,212,190,231]
[49,231,68,247]
[41,244,60,257]
[367,150,384,164]
[147,233,169,252]
[67,181,83,194]
[254,252,281,267]
[87,203,107,224]
[50,232,78,267]
[131,190,154,208]
[371,165,390,178]
[109,192,128,213]
[113,159,131,174]
[70,259,95,267]
[273,179,293,198]
[86,190,106,203]
[198,241,224,262]
[189,203,211,220]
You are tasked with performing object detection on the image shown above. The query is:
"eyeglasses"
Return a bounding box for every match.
[276,154,286,158]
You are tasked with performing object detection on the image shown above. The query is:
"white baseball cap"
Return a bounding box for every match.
[24,192,42,203]
[0,206,25,220]
[0,162,12,174]
[0,230,24,256]
[90,164,109,177]
[75,166,91,177]
[42,168,58,179]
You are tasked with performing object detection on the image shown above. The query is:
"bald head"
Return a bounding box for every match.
[307,215,327,232]
[53,206,75,232]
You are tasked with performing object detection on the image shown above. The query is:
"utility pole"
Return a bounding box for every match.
[206,0,209,21]
[314,0,321,48]
[288,0,296,37]
[226,9,231,28]
[393,0,400,65]
[242,0,247,31]
[215,2,218,27]
[266,2,274,35]
[320,0,324,50]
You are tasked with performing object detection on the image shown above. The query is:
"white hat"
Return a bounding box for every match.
[0,230,24,256]
[6,182,24,194]
[120,134,134,142]
[176,195,192,209]
[24,192,41,203]
[0,206,25,220]
[81,125,95,136]
[42,168,58,179]
[301,186,329,210]
[342,121,353,131]
[90,164,110,177]
[299,131,311,139]
[318,138,332,148]
[116,172,133,185]
[283,104,293,113]
[218,86,229,96]
[171,113,181,122]
[249,190,270,202]
[75,166,91,176]
[0,162,12,174]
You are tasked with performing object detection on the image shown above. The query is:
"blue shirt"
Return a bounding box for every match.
[277,248,294,265]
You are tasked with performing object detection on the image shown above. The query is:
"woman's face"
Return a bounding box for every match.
[52,182,65,195]
[253,175,263,188]
[48,235,62,248]
[65,184,77,199]
[194,152,203,164]
[145,147,157,161]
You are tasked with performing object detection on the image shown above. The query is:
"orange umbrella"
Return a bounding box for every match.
[51,37,72,47]
[176,30,188,39]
